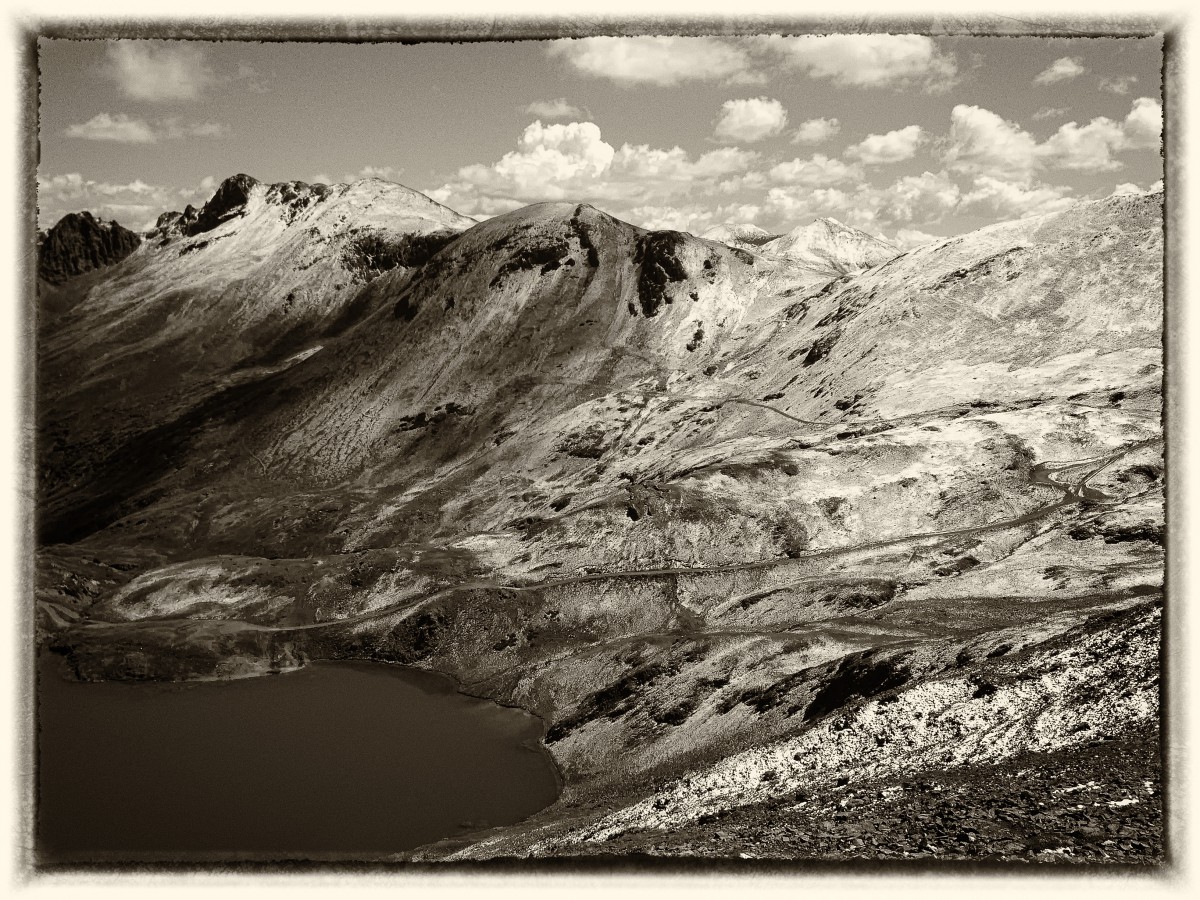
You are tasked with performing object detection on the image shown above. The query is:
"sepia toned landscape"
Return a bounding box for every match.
[31,29,1165,866]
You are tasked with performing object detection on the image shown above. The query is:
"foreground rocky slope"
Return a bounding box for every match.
[35,178,1164,863]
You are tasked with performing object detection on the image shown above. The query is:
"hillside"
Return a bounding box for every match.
[35,178,1164,863]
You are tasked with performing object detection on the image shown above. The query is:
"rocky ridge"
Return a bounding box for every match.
[37,211,141,286]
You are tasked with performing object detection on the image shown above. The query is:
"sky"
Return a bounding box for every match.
[36,34,1163,247]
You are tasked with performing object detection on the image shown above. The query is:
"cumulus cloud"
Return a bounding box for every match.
[764,168,964,233]
[524,98,589,120]
[64,113,229,144]
[65,113,157,144]
[893,228,942,250]
[233,61,271,94]
[426,119,762,222]
[1034,56,1087,84]
[1032,106,1069,121]
[759,34,957,91]
[423,97,1159,237]
[959,176,1075,219]
[941,98,1160,177]
[763,185,856,224]
[768,154,861,187]
[844,125,925,165]
[1100,75,1139,95]
[941,105,1041,178]
[180,175,218,201]
[353,165,404,182]
[1036,117,1127,171]
[874,171,962,222]
[791,117,840,145]
[1122,97,1163,149]
[1037,98,1163,170]
[547,37,757,86]
[37,172,182,229]
[105,41,214,101]
[306,167,404,186]
[712,97,788,144]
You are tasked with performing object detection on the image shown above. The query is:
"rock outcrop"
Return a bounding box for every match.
[37,211,141,286]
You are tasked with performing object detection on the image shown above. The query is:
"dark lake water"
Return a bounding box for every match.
[36,653,560,863]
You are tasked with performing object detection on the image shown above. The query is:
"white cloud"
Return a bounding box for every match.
[234,62,270,94]
[1122,97,1163,149]
[768,153,861,186]
[93,178,158,197]
[844,125,925,165]
[943,99,1161,178]
[1036,116,1127,171]
[64,113,157,144]
[959,176,1075,219]
[941,105,1040,179]
[892,227,942,250]
[547,37,756,86]
[1110,178,1163,198]
[874,170,962,222]
[690,147,761,178]
[620,200,767,234]
[37,172,187,229]
[430,123,766,233]
[767,168,966,233]
[1036,98,1162,171]
[1032,106,1069,121]
[1034,57,1087,85]
[64,113,228,144]
[525,98,589,120]
[423,98,1160,237]
[307,168,405,186]
[179,175,218,201]
[352,165,404,182]
[428,119,762,222]
[791,117,840,145]
[712,97,788,144]
[764,185,856,224]
[760,34,957,91]
[1100,75,1139,95]
[170,121,228,139]
[105,41,213,101]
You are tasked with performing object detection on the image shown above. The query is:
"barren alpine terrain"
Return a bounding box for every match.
[35,172,1164,864]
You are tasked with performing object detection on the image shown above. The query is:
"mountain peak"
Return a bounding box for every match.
[762,217,898,274]
[38,210,141,285]
[700,222,779,249]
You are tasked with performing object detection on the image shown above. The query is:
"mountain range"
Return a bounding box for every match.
[35,173,1164,862]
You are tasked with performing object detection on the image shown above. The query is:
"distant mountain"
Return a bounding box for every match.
[37,211,141,286]
[700,223,779,250]
[758,217,898,275]
[701,217,898,278]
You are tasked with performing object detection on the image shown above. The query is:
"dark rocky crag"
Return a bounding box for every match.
[37,211,141,286]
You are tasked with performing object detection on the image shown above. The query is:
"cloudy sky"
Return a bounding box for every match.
[37,34,1163,247]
